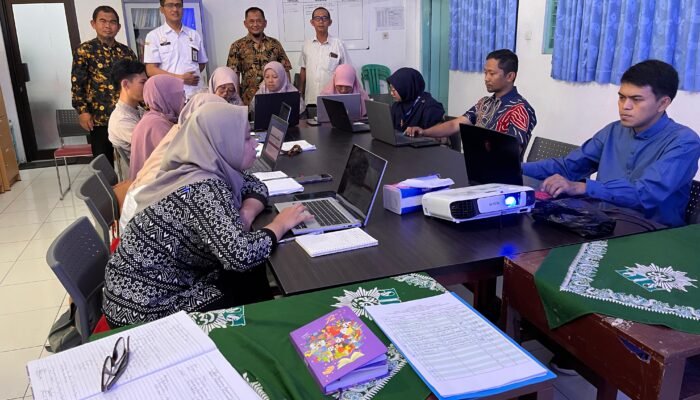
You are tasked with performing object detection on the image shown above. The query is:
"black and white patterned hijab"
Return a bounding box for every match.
[134,102,249,213]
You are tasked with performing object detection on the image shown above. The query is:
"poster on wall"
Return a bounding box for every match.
[278,0,370,51]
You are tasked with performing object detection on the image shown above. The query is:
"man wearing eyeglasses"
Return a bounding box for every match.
[299,7,350,105]
[71,6,136,165]
[143,0,208,100]
[227,7,292,105]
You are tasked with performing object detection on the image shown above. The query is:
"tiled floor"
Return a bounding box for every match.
[0,166,630,400]
[0,165,90,400]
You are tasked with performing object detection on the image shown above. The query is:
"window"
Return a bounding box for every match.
[542,0,558,54]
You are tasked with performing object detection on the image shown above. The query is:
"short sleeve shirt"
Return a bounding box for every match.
[144,24,208,99]
[299,35,350,104]
[227,34,292,105]
[463,86,537,155]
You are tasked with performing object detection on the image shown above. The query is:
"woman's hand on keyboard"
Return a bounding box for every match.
[266,204,315,241]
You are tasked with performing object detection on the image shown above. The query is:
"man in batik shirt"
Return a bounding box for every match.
[405,49,536,159]
[226,7,292,105]
[71,6,136,165]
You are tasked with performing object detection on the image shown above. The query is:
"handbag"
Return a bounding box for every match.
[45,302,82,353]
[531,198,616,238]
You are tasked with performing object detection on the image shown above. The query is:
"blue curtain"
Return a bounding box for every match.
[552,0,700,91]
[449,0,519,72]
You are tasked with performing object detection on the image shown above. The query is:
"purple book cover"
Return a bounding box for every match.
[290,306,387,391]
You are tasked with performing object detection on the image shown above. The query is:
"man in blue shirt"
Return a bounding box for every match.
[523,60,700,227]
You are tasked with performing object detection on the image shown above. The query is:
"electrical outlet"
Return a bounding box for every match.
[382,32,389,39]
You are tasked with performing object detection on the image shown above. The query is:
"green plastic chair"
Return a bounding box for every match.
[360,64,391,95]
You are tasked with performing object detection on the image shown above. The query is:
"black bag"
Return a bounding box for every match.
[45,303,82,353]
[531,198,616,238]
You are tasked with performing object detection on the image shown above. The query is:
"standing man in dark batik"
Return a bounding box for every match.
[227,7,292,105]
[71,6,136,165]
[405,49,536,159]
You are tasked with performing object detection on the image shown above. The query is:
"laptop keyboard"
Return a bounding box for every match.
[295,199,351,229]
[247,159,269,173]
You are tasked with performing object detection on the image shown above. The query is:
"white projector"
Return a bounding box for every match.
[421,183,535,223]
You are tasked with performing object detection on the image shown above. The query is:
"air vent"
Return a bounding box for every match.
[450,200,477,219]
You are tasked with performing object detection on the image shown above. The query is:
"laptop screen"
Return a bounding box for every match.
[336,145,388,221]
[278,102,292,122]
[253,92,300,130]
[459,124,523,186]
[261,115,288,165]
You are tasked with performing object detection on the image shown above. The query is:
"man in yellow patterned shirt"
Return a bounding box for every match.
[71,6,136,165]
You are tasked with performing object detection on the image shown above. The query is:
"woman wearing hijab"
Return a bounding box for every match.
[386,67,445,131]
[104,103,312,328]
[209,66,243,105]
[119,93,227,232]
[129,75,185,180]
[319,64,370,116]
[250,61,304,114]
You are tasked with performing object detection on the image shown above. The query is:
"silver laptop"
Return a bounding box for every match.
[365,100,436,147]
[316,93,362,123]
[247,115,288,174]
[275,145,388,235]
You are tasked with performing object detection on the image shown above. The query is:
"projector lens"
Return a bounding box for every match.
[504,195,517,207]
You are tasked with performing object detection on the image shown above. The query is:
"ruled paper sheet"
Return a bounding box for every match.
[366,293,547,397]
[27,312,260,400]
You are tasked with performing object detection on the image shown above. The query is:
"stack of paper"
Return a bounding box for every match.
[367,293,554,398]
[251,171,304,196]
[282,140,316,152]
[296,228,378,257]
[264,178,304,196]
[252,171,288,181]
[26,312,261,400]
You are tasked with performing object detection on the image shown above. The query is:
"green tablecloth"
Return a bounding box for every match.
[535,224,700,334]
[99,273,445,399]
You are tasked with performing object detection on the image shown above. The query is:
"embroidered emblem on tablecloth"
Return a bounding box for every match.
[616,263,698,293]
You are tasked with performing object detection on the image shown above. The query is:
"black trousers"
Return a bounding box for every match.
[200,263,274,312]
[90,125,114,165]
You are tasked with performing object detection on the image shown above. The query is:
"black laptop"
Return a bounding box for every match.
[365,100,436,147]
[460,124,523,185]
[247,114,289,174]
[322,98,370,133]
[253,92,300,131]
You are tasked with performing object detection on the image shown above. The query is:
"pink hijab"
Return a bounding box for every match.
[131,93,227,189]
[320,64,369,115]
[256,61,298,94]
[208,66,243,105]
[129,75,184,180]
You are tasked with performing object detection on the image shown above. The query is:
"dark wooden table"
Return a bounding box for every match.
[502,250,700,400]
[258,123,653,295]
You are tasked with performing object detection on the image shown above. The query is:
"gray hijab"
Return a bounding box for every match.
[134,102,250,213]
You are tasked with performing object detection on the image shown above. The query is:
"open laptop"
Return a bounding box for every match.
[323,98,370,133]
[279,102,292,123]
[275,145,388,235]
[247,114,289,174]
[316,93,362,123]
[365,100,436,147]
[460,124,523,185]
[253,92,300,131]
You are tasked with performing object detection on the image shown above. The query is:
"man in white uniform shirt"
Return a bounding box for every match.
[143,0,207,99]
[298,7,350,105]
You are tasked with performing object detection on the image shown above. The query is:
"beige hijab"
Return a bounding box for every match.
[133,102,250,213]
[131,93,227,189]
[208,66,243,106]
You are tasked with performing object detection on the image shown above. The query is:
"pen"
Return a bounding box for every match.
[278,231,322,244]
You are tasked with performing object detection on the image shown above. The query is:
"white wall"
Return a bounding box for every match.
[0,28,23,162]
[448,0,700,157]
[74,0,420,78]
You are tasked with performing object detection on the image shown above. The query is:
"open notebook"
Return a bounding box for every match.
[296,227,378,257]
[26,312,261,400]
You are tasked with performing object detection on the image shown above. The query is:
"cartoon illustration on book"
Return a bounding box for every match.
[302,314,366,375]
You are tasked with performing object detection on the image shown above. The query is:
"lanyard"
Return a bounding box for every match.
[401,96,422,129]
